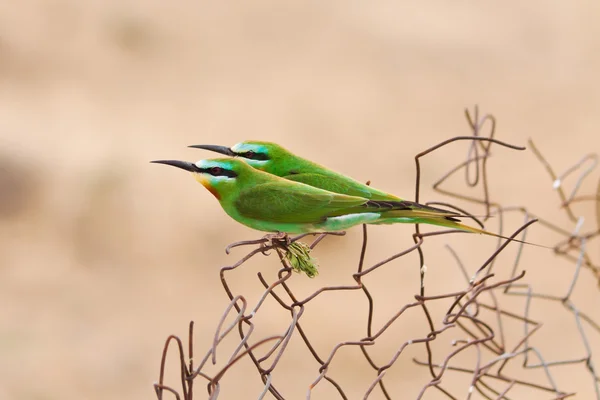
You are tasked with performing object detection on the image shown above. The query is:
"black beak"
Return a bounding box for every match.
[150,160,201,172]
[188,144,235,156]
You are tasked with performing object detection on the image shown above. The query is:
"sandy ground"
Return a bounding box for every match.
[1,1,599,399]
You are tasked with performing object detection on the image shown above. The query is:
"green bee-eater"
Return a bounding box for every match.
[188,141,492,232]
[151,157,514,238]
[189,141,400,201]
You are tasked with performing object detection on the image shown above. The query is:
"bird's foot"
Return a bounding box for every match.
[262,231,291,249]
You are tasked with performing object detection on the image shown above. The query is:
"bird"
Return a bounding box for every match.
[188,141,488,230]
[151,157,532,241]
[188,141,401,201]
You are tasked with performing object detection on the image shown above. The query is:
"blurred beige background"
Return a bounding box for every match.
[1,1,599,399]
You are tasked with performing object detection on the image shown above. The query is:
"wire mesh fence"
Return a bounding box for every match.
[154,106,599,399]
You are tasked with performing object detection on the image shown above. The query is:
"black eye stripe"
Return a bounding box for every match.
[198,167,238,178]
[239,151,269,161]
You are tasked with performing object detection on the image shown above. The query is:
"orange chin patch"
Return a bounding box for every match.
[193,174,221,200]
[205,185,221,200]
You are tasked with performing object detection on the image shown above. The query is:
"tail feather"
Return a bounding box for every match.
[375,213,549,249]
[380,208,465,223]
[366,199,462,221]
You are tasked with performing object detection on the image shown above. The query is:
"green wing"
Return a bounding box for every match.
[234,181,369,223]
[283,173,373,198]
[284,173,401,201]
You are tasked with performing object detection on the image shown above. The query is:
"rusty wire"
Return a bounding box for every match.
[154,106,599,399]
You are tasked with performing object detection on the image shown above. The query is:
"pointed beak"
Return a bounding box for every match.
[188,144,235,156]
[150,160,201,172]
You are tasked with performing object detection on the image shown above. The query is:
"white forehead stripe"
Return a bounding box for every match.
[195,160,207,168]
[231,143,266,153]
[195,159,221,169]
[193,160,238,180]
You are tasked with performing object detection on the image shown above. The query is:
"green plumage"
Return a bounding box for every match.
[191,141,401,200]
[189,141,479,230]
[154,143,545,247]
[284,173,385,199]
[235,181,368,223]
[245,143,401,200]
[151,157,463,234]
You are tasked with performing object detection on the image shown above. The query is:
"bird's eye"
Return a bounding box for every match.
[245,151,255,159]
[210,167,223,175]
